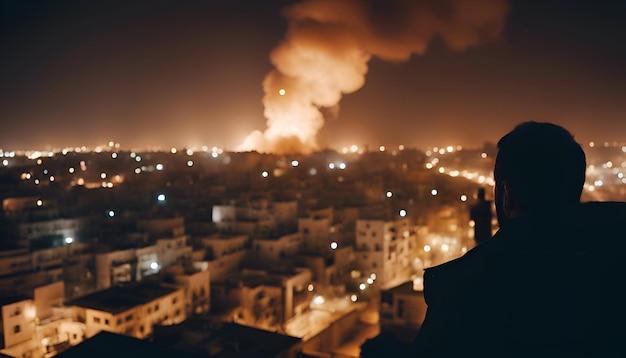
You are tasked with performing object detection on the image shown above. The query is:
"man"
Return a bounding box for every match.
[406,122,626,357]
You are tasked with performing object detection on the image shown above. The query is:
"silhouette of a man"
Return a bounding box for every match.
[406,122,626,357]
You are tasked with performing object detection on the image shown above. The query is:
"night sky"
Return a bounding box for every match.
[1,0,625,152]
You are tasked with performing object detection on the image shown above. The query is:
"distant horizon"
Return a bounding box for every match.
[2,135,624,157]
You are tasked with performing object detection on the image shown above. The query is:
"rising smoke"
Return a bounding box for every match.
[238,0,510,154]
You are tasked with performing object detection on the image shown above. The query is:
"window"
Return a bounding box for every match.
[104,319,109,325]
[14,325,20,333]
[93,317,101,324]
[125,314,133,322]
[172,297,178,305]
[397,299,405,318]
[155,304,160,311]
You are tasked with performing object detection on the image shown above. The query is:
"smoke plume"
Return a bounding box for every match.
[239,0,510,154]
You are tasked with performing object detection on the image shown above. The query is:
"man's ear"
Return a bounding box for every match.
[502,180,520,217]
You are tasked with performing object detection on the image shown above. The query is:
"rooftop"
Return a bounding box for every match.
[67,283,178,314]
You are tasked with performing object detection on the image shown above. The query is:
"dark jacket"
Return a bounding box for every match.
[406,202,626,357]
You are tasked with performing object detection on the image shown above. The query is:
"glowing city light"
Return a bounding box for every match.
[359,283,366,291]
[187,160,194,167]
[351,294,358,302]
[157,194,166,202]
[307,284,314,292]
[366,278,374,285]
[431,189,438,196]
[379,146,386,152]
[313,295,325,305]
[108,210,115,217]
[111,152,118,159]
[36,199,43,207]
[424,245,431,252]
[338,162,346,170]
[156,164,164,171]
[2,159,7,166]
[278,88,286,96]
[399,209,407,217]
[100,172,107,179]
[328,163,335,169]
[460,194,468,202]
[330,241,338,250]
[64,237,73,244]
[261,171,269,178]
[386,191,392,198]
[291,160,299,167]
[481,152,488,159]
[150,262,159,270]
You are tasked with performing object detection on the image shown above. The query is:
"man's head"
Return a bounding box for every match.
[494,122,586,226]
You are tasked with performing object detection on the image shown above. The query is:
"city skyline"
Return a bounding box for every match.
[1,0,625,152]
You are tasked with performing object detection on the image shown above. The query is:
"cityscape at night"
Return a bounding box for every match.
[1,0,625,357]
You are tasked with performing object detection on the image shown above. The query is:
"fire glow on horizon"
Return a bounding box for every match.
[238,0,509,155]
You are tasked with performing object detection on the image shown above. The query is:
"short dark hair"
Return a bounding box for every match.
[494,122,586,214]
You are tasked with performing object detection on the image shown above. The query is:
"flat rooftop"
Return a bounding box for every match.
[68,283,178,314]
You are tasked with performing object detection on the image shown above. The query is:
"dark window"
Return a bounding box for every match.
[397,299,405,318]
[14,325,20,333]
[93,317,101,324]
[125,314,133,322]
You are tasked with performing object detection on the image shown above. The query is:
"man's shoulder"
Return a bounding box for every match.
[422,237,501,304]
[425,235,500,277]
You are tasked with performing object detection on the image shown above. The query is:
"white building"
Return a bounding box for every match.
[298,216,332,253]
[18,217,88,242]
[199,233,248,282]
[252,232,302,264]
[68,283,185,340]
[1,282,85,358]
[355,218,416,288]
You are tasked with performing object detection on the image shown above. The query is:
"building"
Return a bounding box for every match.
[1,282,85,358]
[355,218,417,288]
[379,281,426,330]
[199,233,248,282]
[68,282,186,340]
[252,232,302,264]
